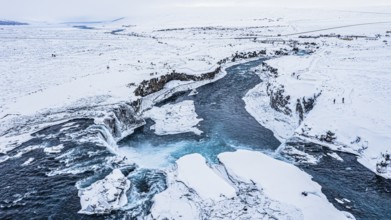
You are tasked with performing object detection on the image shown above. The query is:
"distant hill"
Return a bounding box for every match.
[62,17,124,25]
[0,20,28,25]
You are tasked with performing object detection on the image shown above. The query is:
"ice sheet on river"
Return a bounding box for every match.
[150,150,354,220]
[144,100,203,135]
[219,150,354,220]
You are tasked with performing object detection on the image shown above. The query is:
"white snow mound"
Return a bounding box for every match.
[176,153,236,201]
[218,150,355,220]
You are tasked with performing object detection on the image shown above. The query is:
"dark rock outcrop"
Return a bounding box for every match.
[262,62,278,78]
[102,103,144,139]
[134,67,221,97]
[296,99,304,121]
[269,86,291,115]
[218,50,267,65]
[377,152,391,174]
[296,93,321,122]
[130,99,142,113]
[230,50,267,62]
[303,92,321,113]
[320,131,337,143]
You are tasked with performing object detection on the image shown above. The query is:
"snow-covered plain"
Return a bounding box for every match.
[1,4,391,219]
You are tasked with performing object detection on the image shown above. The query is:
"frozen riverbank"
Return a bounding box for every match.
[243,37,391,178]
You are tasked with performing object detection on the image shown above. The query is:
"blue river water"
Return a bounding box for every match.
[119,58,280,166]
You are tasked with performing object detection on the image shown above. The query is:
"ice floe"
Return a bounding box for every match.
[78,169,131,215]
[144,100,203,135]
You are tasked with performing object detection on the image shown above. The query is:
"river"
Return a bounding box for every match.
[0,59,390,219]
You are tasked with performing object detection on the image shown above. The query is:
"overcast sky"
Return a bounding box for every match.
[1,0,391,21]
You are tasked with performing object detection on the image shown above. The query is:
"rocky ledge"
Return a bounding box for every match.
[134,67,221,97]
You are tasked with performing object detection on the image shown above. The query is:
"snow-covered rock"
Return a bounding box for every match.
[218,150,354,220]
[78,169,131,215]
[150,153,299,220]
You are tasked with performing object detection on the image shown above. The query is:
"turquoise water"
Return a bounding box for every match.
[119,58,281,167]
